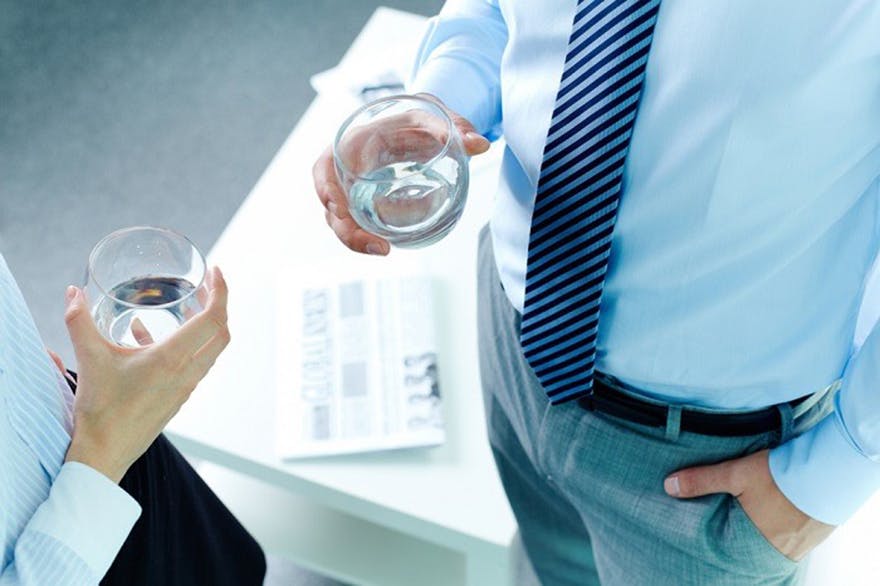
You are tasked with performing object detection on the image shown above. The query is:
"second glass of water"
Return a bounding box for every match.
[333,94,469,248]
[85,226,207,347]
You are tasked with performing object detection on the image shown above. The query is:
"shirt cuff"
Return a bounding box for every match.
[26,462,142,578]
[769,412,880,525]
[409,56,501,140]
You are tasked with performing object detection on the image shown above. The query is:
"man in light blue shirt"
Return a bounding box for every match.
[315,0,880,583]
[0,253,264,584]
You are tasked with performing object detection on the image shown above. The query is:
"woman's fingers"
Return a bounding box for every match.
[47,349,65,374]
[160,267,229,357]
[64,286,108,362]
[131,318,155,346]
[184,327,233,386]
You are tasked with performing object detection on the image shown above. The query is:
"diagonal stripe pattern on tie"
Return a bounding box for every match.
[520,0,661,404]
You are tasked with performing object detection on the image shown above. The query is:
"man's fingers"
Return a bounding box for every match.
[461,130,491,156]
[160,267,229,355]
[665,460,738,499]
[325,211,389,255]
[317,94,487,255]
[413,92,490,156]
[313,146,350,218]
[450,117,490,156]
[64,286,105,360]
[403,104,490,157]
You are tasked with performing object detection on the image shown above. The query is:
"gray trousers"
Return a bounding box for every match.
[476,227,834,586]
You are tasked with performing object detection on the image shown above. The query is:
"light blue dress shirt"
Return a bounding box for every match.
[0,253,141,585]
[410,0,880,525]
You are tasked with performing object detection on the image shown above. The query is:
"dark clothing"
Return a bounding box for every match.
[65,372,266,585]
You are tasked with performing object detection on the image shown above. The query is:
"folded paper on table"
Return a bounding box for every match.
[276,270,445,459]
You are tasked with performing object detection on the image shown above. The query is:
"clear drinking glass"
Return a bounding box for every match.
[333,94,469,248]
[84,226,207,347]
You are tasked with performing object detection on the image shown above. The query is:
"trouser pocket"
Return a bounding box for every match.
[728,495,799,569]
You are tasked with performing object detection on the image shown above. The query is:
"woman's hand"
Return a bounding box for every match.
[64,267,231,483]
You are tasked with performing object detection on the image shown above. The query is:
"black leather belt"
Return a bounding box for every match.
[578,376,811,437]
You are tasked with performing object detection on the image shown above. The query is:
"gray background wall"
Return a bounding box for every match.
[0,2,442,583]
[1,0,442,366]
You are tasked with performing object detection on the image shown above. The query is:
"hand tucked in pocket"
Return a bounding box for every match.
[664,449,835,561]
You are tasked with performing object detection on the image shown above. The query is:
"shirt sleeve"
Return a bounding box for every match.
[408,0,508,140]
[1,462,141,585]
[769,328,880,526]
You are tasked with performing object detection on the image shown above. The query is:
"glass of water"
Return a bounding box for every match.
[85,226,207,347]
[333,94,469,248]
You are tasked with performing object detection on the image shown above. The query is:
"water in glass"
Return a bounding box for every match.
[92,275,201,347]
[348,157,466,248]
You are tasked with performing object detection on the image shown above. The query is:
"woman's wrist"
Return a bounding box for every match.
[66,434,128,484]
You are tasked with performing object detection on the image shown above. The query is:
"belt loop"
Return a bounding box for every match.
[792,380,841,420]
[776,402,794,444]
[665,406,682,441]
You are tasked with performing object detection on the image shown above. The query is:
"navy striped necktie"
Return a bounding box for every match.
[520,0,661,404]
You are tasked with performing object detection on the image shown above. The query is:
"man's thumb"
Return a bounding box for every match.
[664,461,734,499]
[453,117,490,155]
[64,286,101,351]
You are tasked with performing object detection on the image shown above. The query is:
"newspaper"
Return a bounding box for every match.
[276,274,445,459]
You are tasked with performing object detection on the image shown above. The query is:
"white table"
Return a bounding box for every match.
[166,8,517,586]
[167,6,880,585]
